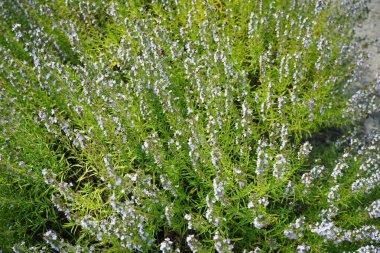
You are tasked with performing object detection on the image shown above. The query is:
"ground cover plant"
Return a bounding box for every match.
[1,0,380,252]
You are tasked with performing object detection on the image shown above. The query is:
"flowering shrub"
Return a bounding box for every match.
[1,0,379,252]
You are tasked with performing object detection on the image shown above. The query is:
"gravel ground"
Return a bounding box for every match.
[353,0,380,132]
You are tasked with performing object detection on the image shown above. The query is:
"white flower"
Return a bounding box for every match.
[254,215,267,229]
[184,214,193,229]
[298,141,313,159]
[160,238,173,253]
[187,235,202,253]
[366,199,380,219]
[273,154,288,180]
[297,244,311,252]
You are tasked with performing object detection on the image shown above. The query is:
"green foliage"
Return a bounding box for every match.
[1,0,379,252]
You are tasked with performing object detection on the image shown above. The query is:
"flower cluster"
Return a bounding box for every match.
[284,217,306,240]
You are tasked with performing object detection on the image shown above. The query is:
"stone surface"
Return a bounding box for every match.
[354,0,380,82]
[353,0,380,132]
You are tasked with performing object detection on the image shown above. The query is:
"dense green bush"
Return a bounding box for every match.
[1,0,379,252]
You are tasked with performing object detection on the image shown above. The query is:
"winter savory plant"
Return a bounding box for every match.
[0,0,379,252]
